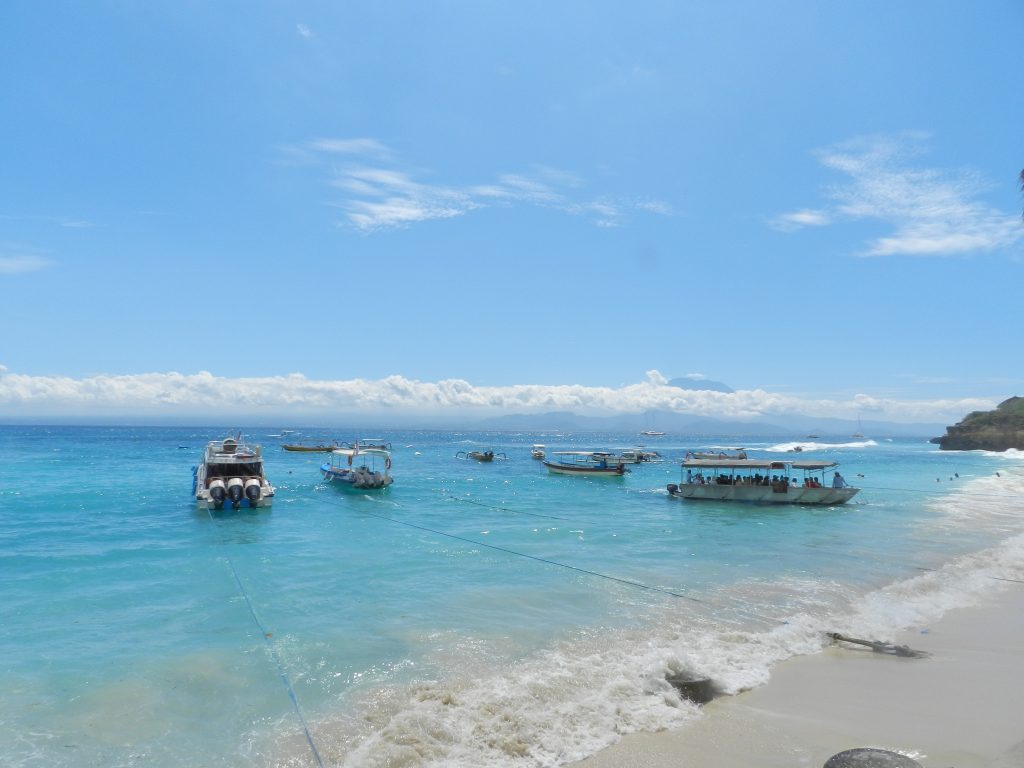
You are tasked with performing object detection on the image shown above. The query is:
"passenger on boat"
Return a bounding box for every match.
[832,472,848,488]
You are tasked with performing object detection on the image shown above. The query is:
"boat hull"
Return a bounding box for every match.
[543,461,626,476]
[668,483,858,505]
[321,465,393,490]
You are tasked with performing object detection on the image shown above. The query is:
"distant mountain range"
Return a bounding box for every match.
[476,409,944,437]
[668,377,734,393]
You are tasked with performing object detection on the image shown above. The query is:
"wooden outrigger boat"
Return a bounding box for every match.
[321,443,393,490]
[456,449,507,462]
[282,439,340,452]
[543,451,629,476]
[667,457,858,504]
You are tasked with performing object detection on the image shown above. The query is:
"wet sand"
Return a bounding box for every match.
[572,584,1024,768]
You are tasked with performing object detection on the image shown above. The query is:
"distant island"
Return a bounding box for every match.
[934,396,1024,451]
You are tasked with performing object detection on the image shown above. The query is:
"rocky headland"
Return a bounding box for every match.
[935,396,1024,451]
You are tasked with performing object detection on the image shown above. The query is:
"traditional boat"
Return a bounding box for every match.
[667,458,858,504]
[193,436,275,510]
[684,449,748,460]
[543,451,629,476]
[282,439,339,452]
[531,444,546,459]
[321,444,393,490]
[456,449,507,462]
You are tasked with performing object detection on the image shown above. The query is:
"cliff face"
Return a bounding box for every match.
[937,396,1024,451]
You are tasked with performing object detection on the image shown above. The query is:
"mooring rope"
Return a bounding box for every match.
[300,485,795,626]
[205,509,325,768]
[440,491,570,521]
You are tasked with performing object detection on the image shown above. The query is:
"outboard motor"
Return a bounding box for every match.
[209,478,227,509]
[227,477,245,509]
[667,483,679,495]
[244,478,262,504]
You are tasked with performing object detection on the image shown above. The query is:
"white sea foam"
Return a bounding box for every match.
[766,439,878,453]
[295,466,1024,768]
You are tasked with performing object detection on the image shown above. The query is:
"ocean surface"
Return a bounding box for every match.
[2,425,1023,768]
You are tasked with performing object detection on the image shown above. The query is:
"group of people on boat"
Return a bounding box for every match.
[686,472,846,489]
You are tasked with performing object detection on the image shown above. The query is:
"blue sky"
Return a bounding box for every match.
[1,1,1022,424]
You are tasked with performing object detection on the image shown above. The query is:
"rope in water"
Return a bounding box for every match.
[302,486,794,626]
[441,491,570,521]
[205,508,325,768]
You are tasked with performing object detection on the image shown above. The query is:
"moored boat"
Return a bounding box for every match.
[684,449,748,460]
[456,449,507,462]
[321,444,393,490]
[667,457,858,504]
[193,436,275,510]
[282,439,340,452]
[543,451,629,476]
[531,444,546,459]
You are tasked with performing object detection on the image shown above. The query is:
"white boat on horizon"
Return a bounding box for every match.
[193,436,275,510]
[667,457,858,504]
[543,451,629,476]
[640,430,666,436]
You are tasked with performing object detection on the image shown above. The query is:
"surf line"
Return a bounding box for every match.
[204,509,325,768]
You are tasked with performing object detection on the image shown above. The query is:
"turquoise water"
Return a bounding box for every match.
[2,426,1023,767]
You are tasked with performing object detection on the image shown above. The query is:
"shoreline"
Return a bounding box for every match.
[572,582,1024,768]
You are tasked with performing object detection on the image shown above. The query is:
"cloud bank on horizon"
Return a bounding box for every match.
[0,367,991,424]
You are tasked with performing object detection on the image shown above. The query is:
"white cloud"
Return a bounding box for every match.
[0,254,50,275]
[300,138,673,232]
[310,137,392,160]
[0,368,992,424]
[296,23,312,38]
[768,209,831,231]
[773,133,1024,256]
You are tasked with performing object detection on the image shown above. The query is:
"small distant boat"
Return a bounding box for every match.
[852,418,865,439]
[615,447,664,464]
[531,444,546,459]
[805,434,820,439]
[282,439,340,452]
[321,443,393,490]
[667,457,858,504]
[193,436,275,510]
[543,451,629,476]
[640,430,666,436]
[456,449,507,462]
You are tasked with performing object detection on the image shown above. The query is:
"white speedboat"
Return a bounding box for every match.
[321,444,393,490]
[543,451,629,476]
[667,458,858,504]
[531,444,546,459]
[193,436,275,510]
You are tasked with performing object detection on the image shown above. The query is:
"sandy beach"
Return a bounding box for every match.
[573,583,1024,768]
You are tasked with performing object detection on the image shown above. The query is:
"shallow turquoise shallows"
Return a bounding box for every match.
[2,426,1022,767]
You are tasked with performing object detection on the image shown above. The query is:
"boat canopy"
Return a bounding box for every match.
[552,451,615,457]
[331,447,391,458]
[681,458,839,470]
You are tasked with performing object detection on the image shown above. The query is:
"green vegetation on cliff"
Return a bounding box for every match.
[937,397,1024,451]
